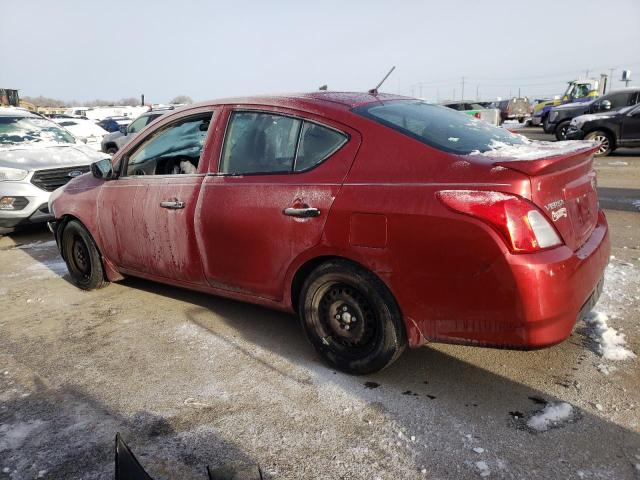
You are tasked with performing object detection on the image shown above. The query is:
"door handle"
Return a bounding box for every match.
[283,206,321,218]
[160,200,185,210]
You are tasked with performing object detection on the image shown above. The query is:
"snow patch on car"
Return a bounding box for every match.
[470,139,598,160]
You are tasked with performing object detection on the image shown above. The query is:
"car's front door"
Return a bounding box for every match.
[98,109,216,284]
[621,105,640,146]
[198,108,361,300]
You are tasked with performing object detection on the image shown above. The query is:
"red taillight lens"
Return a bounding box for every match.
[436,190,563,253]
[474,112,482,119]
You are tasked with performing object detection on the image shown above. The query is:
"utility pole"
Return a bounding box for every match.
[518,88,521,97]
[609,68,615,92]
[461,77,465,101]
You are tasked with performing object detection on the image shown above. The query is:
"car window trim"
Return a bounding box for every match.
[216,108,350,177]
[119,112,214,178]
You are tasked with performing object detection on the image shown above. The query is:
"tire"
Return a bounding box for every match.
[555,121,571,141]
[106,145,118,155]
[584,130,614,157]
[299,260,406,375]
[61,220,109,290]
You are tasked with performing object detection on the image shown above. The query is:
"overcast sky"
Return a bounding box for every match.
[2,0,639,104]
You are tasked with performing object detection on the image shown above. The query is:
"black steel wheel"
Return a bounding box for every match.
[61,220,109,290]
[299,260,406,375]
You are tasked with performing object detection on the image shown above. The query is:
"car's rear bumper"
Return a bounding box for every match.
[406,210,610,349]
[504,209,610,348]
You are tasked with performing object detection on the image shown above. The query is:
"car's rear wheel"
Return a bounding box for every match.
[106,145,118,155]
[555,121,571,141]
[299,260,406,375]
[61,220,109,290]
[585,130,613,156]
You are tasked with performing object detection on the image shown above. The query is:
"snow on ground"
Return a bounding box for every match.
[585,257,639,363]
[527,402,574,432]
[585,311,636,361]
[607,161,629,166]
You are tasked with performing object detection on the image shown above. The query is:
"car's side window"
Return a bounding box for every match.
[127,116,148,134]
[221,112,300,174]
[295,122,348,172]
[608,93,631,109]
[220,111,348,175]
[124,113,212,176]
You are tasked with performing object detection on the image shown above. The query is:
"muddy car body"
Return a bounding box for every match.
[49,92,610,374]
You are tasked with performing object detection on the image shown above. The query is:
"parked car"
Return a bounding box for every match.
[49,92,609,374]
[565,103,640,156]
[441,101,501,125]
[53,118,109,151]
[546,88,640,140]
[98,116,133,133]
[100,109,171,154]
[0,108,106,229]
[491,97,531,124]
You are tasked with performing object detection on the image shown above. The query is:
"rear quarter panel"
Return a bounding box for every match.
[309,116,532,345]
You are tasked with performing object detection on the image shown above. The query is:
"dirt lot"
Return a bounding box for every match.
[1,131,639,479]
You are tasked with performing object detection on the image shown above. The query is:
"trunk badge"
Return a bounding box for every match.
[551,207,568,221]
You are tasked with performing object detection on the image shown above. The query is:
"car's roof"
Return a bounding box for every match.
[188,91,411,112]
[0,107,40,118]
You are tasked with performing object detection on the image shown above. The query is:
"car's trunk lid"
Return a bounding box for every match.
[493,145,599,251]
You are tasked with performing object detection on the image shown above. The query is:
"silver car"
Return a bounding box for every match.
[0,108,107,229]
[100,109,172,154]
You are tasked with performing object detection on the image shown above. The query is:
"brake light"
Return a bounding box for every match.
[474,112,482,119]
[436,190,563,253]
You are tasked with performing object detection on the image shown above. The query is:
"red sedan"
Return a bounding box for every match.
[49,92,610,374]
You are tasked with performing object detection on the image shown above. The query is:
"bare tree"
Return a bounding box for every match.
[119,97,140,106]
[170,95,193,105]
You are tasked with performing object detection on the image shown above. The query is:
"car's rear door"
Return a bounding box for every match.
[97,108,217,284]
[197,107,360,300]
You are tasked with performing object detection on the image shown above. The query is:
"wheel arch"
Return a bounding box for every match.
[56,213,123,282]
[584,126,617,148]
[289,254,402,318]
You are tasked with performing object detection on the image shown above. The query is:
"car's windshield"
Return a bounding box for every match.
[354,100,524,154]
[0,116,76,146]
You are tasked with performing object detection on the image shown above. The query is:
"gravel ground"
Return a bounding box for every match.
[1,133,639,480]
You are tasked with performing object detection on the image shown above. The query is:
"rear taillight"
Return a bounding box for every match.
[474,112,482,119]
[436,190,563,253]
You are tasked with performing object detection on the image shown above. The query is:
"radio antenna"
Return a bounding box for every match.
[368,66,396,95]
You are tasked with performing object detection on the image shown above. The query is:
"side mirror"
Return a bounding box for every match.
[600,100,611,111]
[119,125,128,135]
[91,158,115,180]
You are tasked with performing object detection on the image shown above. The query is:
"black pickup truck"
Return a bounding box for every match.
[565,104,640,156]
[546,88,640,140]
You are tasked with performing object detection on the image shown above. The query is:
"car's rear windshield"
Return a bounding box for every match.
[0,116,76,146]
[353,100,524,155]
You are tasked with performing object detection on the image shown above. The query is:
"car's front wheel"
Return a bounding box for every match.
[585,130,614,156]
[299,260,406,375]
[61,220,109,290]
[555,121,571,141]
